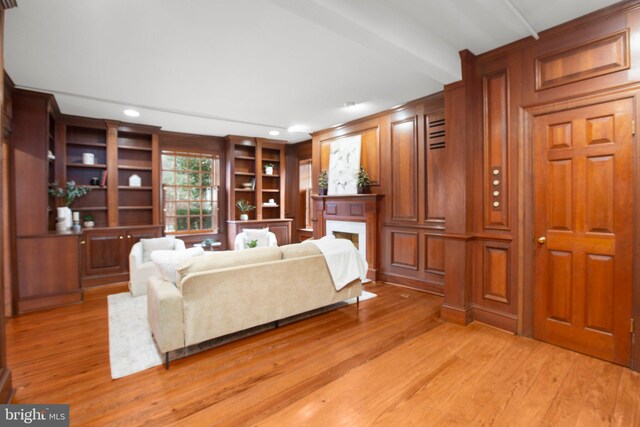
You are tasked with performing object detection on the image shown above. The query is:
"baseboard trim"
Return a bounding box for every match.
[441,303,472,325]
[381,273,444,296]
[471,304,518,333]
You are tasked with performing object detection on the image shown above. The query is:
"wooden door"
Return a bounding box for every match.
[533,98,634,365]
[82,229,127,277]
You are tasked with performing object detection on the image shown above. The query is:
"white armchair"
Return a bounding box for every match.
[234,229,278,250]
[129,237,186,296]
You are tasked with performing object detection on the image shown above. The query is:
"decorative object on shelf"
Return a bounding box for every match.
[250,177,256,190]
[55,207,71,232]
[90,177,100,186]
[241,182,253,189]
[83,214,95,228]
[236,199,255,221]
[247,239,258,249]
[49,181,92,230]
[128,174,142,187]
[328,134,361,195]
[318,170,328,196]
[82,152,95,165]
[47,150,55,161]
[264,163,275,175]
[72,219,82,233]
[100,170,108,187]
[268,198,275,204]
[356,166,371,194]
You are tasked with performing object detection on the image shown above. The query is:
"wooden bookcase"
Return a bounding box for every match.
[226,136,286,221]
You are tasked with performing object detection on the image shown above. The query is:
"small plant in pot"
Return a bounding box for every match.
[264,163,275,175]
[236,199,255,221]
[318,170,328,196]
[83,214,95,228]
[356,166,371,194]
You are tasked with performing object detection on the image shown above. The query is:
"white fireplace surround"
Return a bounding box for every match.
[325,220,367,261]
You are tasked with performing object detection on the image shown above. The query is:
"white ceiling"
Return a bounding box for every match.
[4,0,620,142]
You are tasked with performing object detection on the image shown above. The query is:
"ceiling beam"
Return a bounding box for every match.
[268,0,461,84]
[502,0,539,40]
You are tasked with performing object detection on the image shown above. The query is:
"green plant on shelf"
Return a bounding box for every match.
[82,214,94,222]
[236,199,256,213]
[48,181,92,207]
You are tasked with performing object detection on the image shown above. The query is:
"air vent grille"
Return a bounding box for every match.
[428,115,445,150]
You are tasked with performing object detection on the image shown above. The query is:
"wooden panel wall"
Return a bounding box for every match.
[285,140,312,243]
[445,0,640,346]
[312,93,446,294]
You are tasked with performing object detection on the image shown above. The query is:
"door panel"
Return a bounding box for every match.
[83,230,127,277]
[533,98,633,366]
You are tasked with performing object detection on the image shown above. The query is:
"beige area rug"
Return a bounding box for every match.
[108,290,377,379]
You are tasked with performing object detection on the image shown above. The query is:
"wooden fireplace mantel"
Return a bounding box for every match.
[311,194,383,281]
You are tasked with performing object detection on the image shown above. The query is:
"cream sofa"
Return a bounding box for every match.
[147,243,362,367]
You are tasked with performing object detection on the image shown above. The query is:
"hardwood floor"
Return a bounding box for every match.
[5,282,640,426]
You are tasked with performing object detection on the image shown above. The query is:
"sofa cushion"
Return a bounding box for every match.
[281,243,321,259]
[243,227,269,248]
[141,237,176,262]
[151,247,205,283]
[176,246,283,286]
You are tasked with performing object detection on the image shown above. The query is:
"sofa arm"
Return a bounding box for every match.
[147,277,184,353]
[174,238,186,251]
[129,242,144,270]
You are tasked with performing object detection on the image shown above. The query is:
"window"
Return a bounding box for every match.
[161,151,220,234]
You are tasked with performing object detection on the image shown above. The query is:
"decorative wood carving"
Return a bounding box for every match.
[535,30,629,91]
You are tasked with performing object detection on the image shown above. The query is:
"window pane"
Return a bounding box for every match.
[202,216,212,229]
[202,188,212,201]
[165,217,176,233]
[202,202,212,214]
[165,201,176,216]
[189,172,200,186]
[201,173,212,186]
[162,173,175,185]
[176,188,188,200]
[161,155,174,170]
[176,172,188,186]
[201,159,212,171]
[176,217,188,231]
[190,187,200,200]
[176,202,188,216]
[188,158,200,171]
[176,156,188,171]
[164,187,175,201]
[189,202,201,215]
[190,216,201,230]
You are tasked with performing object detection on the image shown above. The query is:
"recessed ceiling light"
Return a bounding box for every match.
[124,109,140,117]
[287,125,308,133]
[343,101,357,109]
[269,130,280,136]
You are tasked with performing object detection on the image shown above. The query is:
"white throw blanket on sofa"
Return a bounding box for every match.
[305,236,368,290]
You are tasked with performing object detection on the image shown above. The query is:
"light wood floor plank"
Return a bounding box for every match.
[5,282,640,426]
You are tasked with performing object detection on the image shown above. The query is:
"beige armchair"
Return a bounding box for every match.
[234,229,278,250]
[129,237,185,296]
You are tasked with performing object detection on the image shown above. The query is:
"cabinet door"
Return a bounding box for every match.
[125,226,162,255]
[82,229,127,277]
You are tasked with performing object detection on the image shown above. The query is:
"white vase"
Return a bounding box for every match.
[240,214,249,221]
[265,166,273,175]
[56,207,73,231]
[83,221,95,228]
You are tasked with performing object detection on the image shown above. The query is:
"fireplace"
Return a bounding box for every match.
[312,194,382,281]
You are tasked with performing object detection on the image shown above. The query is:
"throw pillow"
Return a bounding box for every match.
[141,237,176,262]
[243,228,269,248]
[151,247,204,283]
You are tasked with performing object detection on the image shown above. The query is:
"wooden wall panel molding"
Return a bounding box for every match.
[390,231,419,270]
[425,111,446,226]
[390,116,418,221]
[483,245,510,304]
[425,235,445,275]
[483,69,509,230]
[535,30,630,91]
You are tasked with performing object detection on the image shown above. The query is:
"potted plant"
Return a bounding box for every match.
[49,181,92,231]
[236,199,256,221]
[356,166,371,194]
[264,163,275,175]
[318,170,328,196]
[83,214,95,228]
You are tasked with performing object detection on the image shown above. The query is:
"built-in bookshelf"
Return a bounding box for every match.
[117,131,154,225]
[227,136,285,221]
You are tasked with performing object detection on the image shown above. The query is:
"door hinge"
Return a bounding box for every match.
[632,318,635,334]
